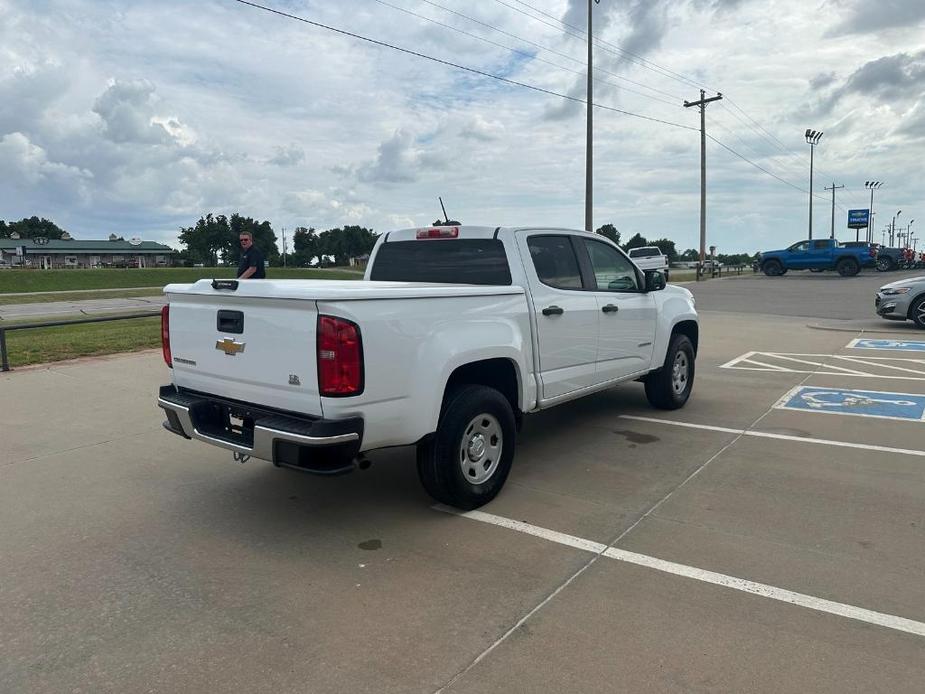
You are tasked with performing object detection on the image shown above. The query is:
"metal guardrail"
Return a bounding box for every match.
[695,264,749,279]
[0,310,160,372]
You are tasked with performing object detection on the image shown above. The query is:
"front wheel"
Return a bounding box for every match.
[877,256,895,272]
[417,385,516,510]
[911,296,925,329]
[645,334,695,410]
[762,260,784,276]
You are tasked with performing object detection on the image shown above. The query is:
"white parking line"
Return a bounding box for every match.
[618,415,925,458]
[435,506,925,638]
[719,350,925,380]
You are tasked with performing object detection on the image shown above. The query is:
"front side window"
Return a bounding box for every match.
[790,242,809,252]
[584,240,641,291]
[527,236,583,290]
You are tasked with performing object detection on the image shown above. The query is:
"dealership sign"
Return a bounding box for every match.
[847,209,870,229]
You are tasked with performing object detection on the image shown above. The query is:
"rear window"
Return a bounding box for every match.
[369,239,512,285]
[629,248,660,258]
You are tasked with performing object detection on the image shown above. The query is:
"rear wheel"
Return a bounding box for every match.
[762,259,784,276]
[417,385,516,509]
[836,258,860,277]
[645,334,695,410]
[911,296,925,329]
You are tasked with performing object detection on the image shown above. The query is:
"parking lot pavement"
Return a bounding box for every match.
[3,274,925,692]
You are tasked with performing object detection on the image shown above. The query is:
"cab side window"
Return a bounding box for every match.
[583,240,641,292]
[527,236,584,290]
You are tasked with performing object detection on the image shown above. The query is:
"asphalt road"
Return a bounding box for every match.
[2,272,925,693]
[0,295,165,320]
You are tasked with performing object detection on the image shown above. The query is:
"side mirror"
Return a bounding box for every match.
[644,269,666,292]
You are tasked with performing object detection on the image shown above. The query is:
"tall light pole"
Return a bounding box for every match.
[685,90,723,279]
[805,129,823,240]
[891,210,902,246]
[864,181,882,243]
[584,0,600,232]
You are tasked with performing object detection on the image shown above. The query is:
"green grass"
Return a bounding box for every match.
[0,267,362,294]
[4,316,161,368]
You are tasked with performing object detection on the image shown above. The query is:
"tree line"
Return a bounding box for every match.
[1,214,754,267]
[0,217,69,239]
[594,224,753,265]
[176,214,379,268]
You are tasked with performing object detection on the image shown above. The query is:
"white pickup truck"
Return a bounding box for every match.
[158,226,698,509]
[627,246,670,280]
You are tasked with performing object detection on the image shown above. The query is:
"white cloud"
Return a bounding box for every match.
[0,0,922,252]
[0,131,92,188]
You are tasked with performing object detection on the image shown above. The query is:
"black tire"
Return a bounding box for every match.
[645,334,695,410]
[911,296,925,329]
[877,256,895,272]
[762,259,784,276]
[836,257,860,277]
[416,385,516,510]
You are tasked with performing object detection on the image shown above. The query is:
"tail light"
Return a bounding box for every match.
[416,226,459,239]
[161,305,172,367]
[317,315,364,397]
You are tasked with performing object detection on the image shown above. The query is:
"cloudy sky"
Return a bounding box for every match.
[1,0,923,253]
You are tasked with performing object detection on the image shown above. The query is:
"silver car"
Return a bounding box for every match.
[875,275,925,328]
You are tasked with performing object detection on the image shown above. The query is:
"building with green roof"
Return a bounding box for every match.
[0,234,175,269]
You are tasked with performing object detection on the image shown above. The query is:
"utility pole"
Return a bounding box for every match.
[584,0,600,232]
[281,226,288,267]
[824,182,844,239]
[684,90,723,280]
[864,181,882,244]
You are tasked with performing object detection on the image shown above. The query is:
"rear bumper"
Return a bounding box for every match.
[158,385,363,474]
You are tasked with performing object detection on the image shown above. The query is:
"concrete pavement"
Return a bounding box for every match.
[0,295,164,320]
[2,274,925,692]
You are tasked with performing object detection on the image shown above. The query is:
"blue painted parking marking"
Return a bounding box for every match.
[775,386,925,422]
[848,338,925,352]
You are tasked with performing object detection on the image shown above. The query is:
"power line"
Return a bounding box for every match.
[706,133,837,202]
[414,0,688,104]
[370,0,683,109]
[232,0,699,131]
[495,0,715,93]
[505,0,860,208]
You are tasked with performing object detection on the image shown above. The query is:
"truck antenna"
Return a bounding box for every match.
[439,196,449,224]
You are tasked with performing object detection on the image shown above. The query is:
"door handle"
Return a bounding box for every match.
[601,304,619,313]
[542,305,564,316]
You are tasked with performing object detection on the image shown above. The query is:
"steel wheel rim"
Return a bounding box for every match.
[917,302,925,324]
[459,414,502,485]
[671,351,689,395]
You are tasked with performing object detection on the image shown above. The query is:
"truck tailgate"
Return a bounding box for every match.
[166,283,322,417]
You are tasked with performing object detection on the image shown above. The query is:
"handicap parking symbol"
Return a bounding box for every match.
[849,339,925,352]
[776,386,925,422]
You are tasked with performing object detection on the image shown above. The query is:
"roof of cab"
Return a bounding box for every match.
[382,225,598,242]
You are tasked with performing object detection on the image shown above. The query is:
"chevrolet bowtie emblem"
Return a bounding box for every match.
[215,338,246,356]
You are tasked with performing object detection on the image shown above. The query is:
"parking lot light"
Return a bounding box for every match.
[805,129,823,240]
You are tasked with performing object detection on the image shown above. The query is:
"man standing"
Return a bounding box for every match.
[236,231,266,279]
